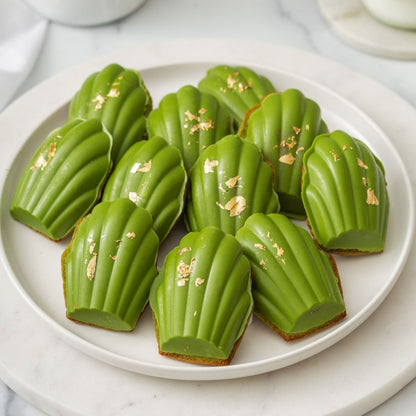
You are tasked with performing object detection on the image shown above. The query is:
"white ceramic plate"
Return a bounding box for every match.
[0,59,413,381]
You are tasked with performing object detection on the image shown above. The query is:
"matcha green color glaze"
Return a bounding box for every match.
[149,226,253,361]
[235,213,346,339]
[185,135,280,236]
[10,119,112,241]
[301,130,389,253]
[146,85,233,173]
[62,198,159,331]
[240,90,328,219]
[102,136,187,242]
[68,63,151,164]
[198,65,276,126]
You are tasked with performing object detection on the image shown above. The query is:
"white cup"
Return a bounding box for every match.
[24,0,147,26]
[362,0,416,29]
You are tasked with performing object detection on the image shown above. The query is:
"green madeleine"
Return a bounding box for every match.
[149,226,253,364]
[62,198,159,331]
[102,136,187,242]
[185,134,280,235]
[198,65,276,127]
[301,130,389,254]
[10,118,112,241]
[146,84,234,173]
[68,63,151,164]
[239,89,328,219]
[236,213,346,340]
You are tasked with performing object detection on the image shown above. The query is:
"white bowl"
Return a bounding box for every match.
[362,0,416,29]
[24,0,147,26]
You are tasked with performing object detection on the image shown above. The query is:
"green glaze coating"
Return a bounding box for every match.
[68,63,151,164]
[146,85,233,173]
[302,130,389,254]
[10,118,112,241]
[102,136,187,242]
[62,198,159,331]
[185,134,280,235]
[149,226,253,363]
[236,213,346,339]
[198,65,276,126]
[240,90,328,219]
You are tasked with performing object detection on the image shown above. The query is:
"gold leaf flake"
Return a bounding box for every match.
[279,153,296,165]
[260,259,267,270]
[305,124,310,131]
[130,160,152,173]
[137,160,152,172]
[185,110,200,121]
[221,195,247,217]
[177,278,189,287]
[225,176,242,189]
[362,177,368,187]
[48,142,57,160]
[296,147,305,154]
[357,158,368,169]
[281,137,297,150]
[87,253,97,280]
[109,254,117,260]
[204,158,219,173]
[193,310,198,317]
[92,93,106,111]
[198,108,207,114]
[107,88,120,98]
[366,188,379,205]
[177,258,196,279]
[189,120,214,135]
[195,277,205,287]
[330,150,340,162]
[31,154,47,170]
[254,243,266,251]
[88,241,96,255]
[273,243,284,258]
[126,232,136,239]
[293,126,301,134]
[177,247,192,255]
[128,192,141,203]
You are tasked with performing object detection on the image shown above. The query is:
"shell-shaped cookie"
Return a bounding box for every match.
[198,65,276,126]
[68,63,151,164]
[301,130,389,254]
[239,90,328,219]
[62,198,159,331]
[146,85,233,172]
[236,213,346,340]
[102,136,187,242]
[185,134,280,235]
[10,118,112,241]
[149,226,253,365]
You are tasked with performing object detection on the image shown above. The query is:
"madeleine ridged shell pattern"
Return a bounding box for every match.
[102,136,187,242]
[239,90,328,219]
[68,63,151,164]
[198,65,276,126]
[236,213,346,340]
[185,135,280,235]
[62,198,159,331]
[302,130,389,254]
[10,118,112,241]
[146,84,233,172]
[149,226,253,363]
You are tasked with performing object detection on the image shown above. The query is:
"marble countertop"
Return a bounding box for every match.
[1,0,416,414]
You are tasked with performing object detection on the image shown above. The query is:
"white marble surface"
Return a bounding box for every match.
[1,0,416,414]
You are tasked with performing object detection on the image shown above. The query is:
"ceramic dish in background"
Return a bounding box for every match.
[362,0,416,29]
[23,0,147,26]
